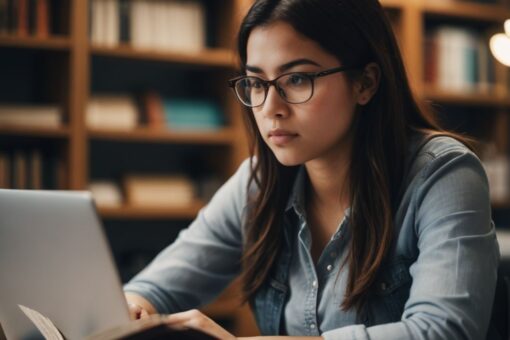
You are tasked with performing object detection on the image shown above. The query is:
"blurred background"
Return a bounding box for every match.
[0,0,509,336]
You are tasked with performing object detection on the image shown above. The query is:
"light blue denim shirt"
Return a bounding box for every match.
[124,134,500,339]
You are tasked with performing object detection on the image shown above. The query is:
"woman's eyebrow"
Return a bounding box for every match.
[245,58,321,74]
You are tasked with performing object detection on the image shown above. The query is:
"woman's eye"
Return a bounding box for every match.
[248,79,263,89]
[287,74,306,86]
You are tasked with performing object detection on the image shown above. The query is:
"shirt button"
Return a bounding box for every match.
[312,280,317,287]
[381,282,387,291]
[310,323,316,330]
[326,264,333,271]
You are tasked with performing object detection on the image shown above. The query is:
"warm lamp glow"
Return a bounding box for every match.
[490,33,510,67]
[505,19,510,37]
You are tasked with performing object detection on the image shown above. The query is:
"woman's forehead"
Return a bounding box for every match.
[246,22,338,74]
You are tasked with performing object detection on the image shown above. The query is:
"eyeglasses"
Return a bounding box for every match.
[227,66,358,108]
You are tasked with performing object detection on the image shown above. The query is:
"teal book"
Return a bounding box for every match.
[163,100,224,130]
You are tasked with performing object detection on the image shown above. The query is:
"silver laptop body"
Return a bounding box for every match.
[0,189,131,339]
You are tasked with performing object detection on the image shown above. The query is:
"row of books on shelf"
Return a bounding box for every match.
[90,0,205,52]
[0,0,53,37]
[424,25,506,95]
[87,94,224,131]
[89,174,221,209]
[0,94,224,131]
[0,149,64,190]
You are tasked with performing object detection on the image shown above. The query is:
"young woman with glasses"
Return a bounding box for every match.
[124,0,501,339]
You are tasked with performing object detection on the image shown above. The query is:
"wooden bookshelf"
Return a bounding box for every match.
[88,127,236,145]
[1,0,509,336]
[90,45,236,68]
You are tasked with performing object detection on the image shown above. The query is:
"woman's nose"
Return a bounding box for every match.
[260,85,290,119]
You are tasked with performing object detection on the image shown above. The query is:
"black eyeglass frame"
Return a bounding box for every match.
[227,65,359,108]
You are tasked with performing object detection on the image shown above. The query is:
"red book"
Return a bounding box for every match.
[17,0,28,36]
[36,0,49,37]
[144,92,166,129]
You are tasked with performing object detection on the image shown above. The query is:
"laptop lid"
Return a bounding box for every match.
[0,189,131,339]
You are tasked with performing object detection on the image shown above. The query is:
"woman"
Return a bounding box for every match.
[124,0,500,339]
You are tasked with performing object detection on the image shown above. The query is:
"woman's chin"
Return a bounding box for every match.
[273,153,305,167]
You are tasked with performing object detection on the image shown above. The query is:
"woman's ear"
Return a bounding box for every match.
[355,62,381,106]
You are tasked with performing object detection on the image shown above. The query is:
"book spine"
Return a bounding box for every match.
[36,0,49,37]
[119,0,130,43]
[17,0,28,36]
[0,0,7,34]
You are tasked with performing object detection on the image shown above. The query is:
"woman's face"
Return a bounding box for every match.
[246,21,360,166]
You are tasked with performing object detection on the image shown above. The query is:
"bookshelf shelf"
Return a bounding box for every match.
[422,1,510,22]
[0,125,70,138]
[87,127,236,145]
[424,87,510,108]
[98,202,204,220]
[90,45,236,68]
[0,35,71,50]
[379,0,405,10]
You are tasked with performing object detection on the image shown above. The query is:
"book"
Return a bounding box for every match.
[13,150,27,189]
[0,104,61,128]
[0,152,9,189]
[36,0,50,37]
[162,99,224,131]
[124,175,196,208]
[29,149,42,189]
[19,305,217,340]
[88,180,123,208]
[87,95,139,130]
[142,91,165,129]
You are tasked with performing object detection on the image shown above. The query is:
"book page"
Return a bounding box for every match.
[18,305,65,340]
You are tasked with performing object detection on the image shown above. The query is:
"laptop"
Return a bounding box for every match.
[0,189,130,339]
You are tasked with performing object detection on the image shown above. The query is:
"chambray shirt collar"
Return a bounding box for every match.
[285,166,308,217]
[284,166,351,223]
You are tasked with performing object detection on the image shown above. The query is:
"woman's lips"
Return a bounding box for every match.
[268,129,298,145]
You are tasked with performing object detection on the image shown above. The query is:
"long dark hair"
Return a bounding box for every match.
[237,0,463,314]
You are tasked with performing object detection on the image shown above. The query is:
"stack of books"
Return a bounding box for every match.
[0,104,62,128]
[124,174,196,208]
[88,180,123,208]
[90,0,205,52]
[86,95,139,130]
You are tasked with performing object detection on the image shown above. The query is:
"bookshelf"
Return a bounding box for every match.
[0,0,509,336]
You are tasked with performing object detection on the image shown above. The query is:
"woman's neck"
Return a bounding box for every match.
[304,148,351,211]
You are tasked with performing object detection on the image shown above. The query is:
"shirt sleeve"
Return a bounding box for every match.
[123,158,252,314]
[322,146,500,340]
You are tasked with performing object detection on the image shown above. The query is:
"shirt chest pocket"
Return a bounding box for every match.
[252,277,288,335]
[370,257,413,324]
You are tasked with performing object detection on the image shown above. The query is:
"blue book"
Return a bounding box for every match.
[163,100,224,130]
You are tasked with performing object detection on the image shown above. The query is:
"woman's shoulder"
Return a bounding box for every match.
[407,133,484,185]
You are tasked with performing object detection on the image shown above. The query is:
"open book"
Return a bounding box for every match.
[19,305,217,340]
